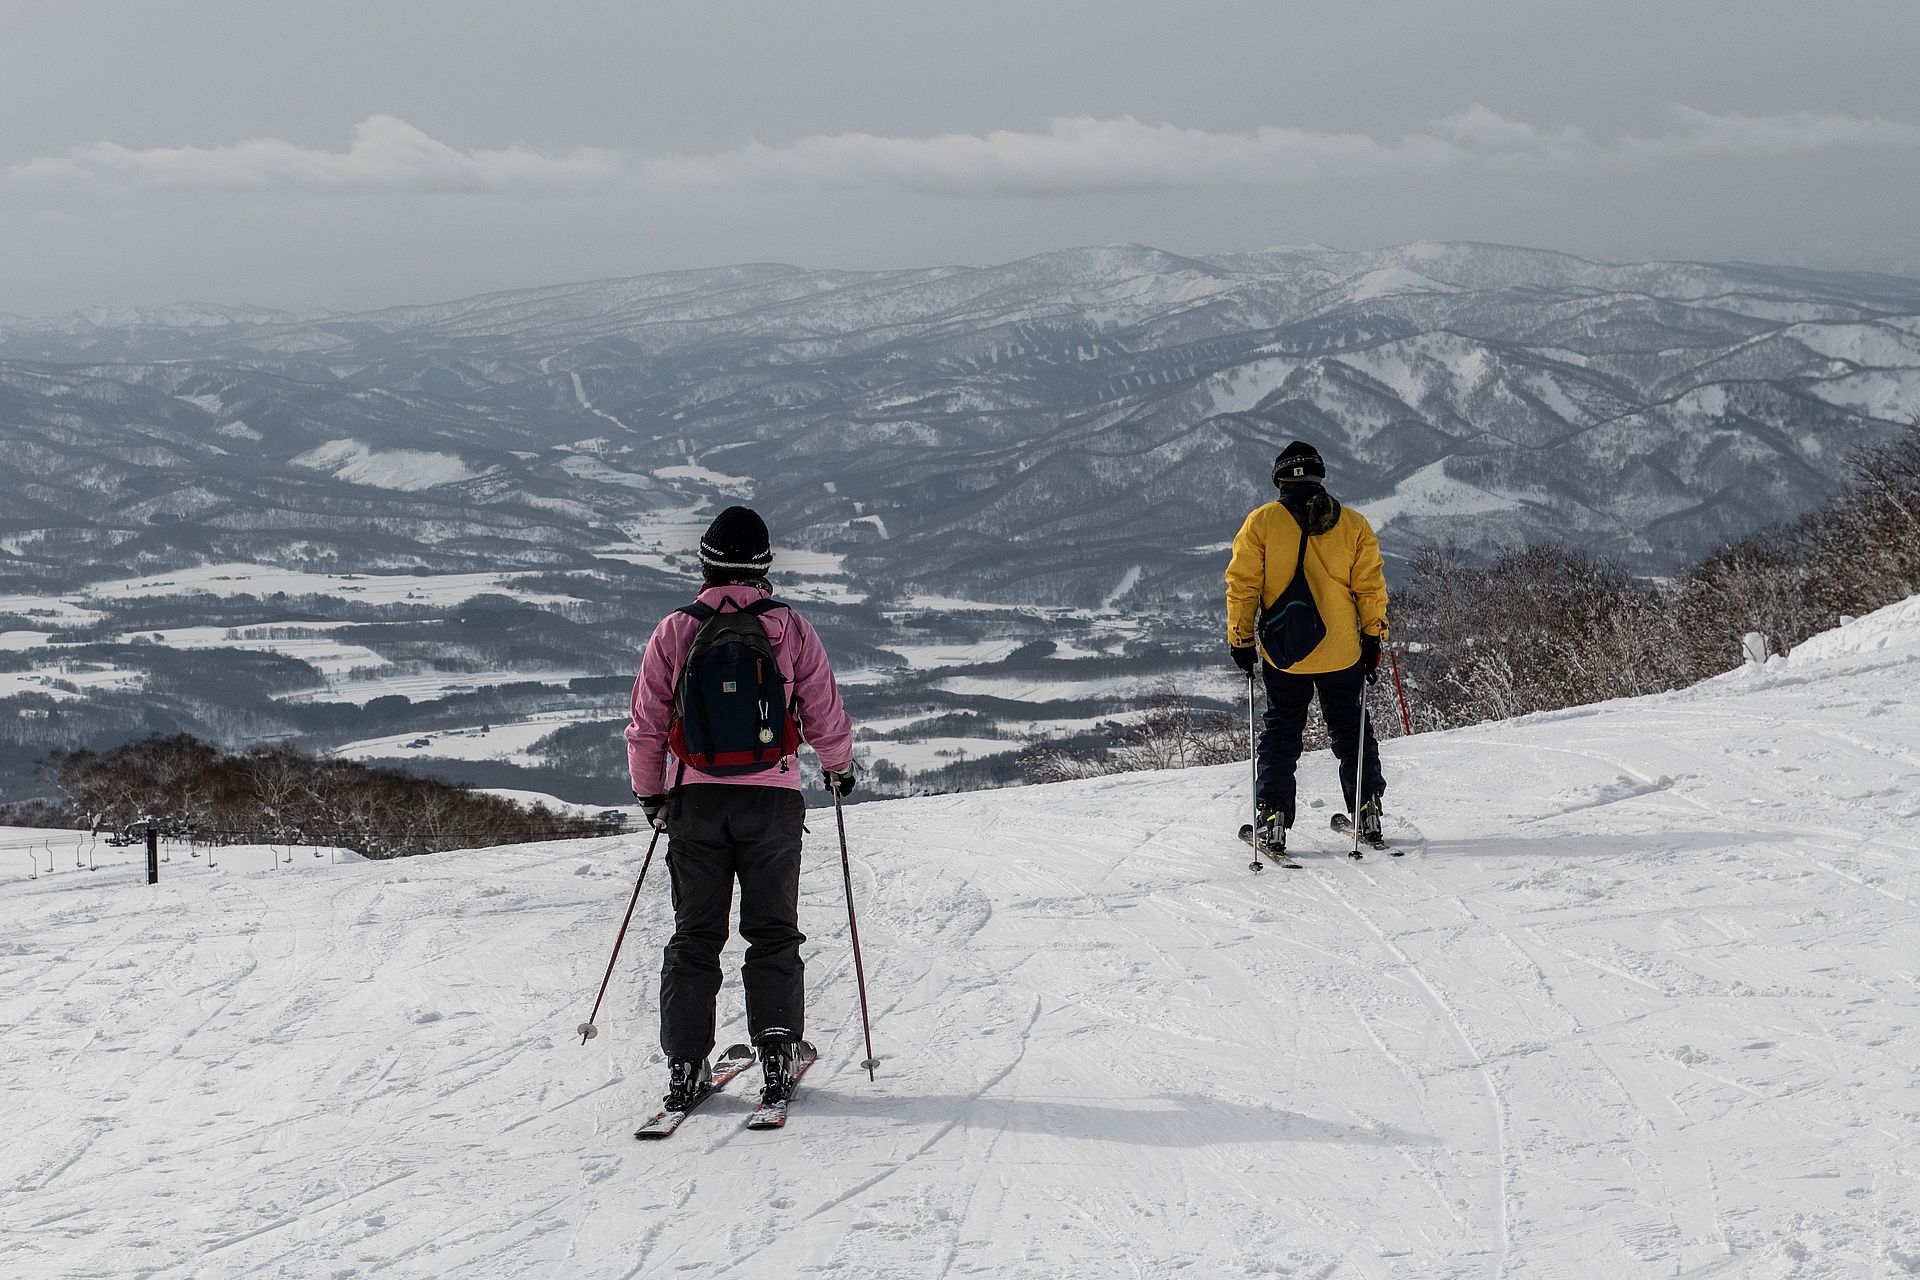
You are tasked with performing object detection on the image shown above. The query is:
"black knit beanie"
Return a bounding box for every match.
[698,506,773,572]
[1272,440,1326,487]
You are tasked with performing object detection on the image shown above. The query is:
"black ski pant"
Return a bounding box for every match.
[1257,659,1386,827]
[659,784,806,1062]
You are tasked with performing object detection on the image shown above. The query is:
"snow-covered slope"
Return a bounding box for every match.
[5,601,1919,1278]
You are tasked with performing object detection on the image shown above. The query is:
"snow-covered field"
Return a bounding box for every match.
[4,599,1917,1278]
[934,667,1211,702]
[130,625,392,681]
[336,711,612,764]
[284,667,590,706]
[0,661,145,701]
[860,734,1021,773]
[75,563,582,609]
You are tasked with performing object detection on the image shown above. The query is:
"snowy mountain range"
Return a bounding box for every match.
[4,241,1919,607]
[6,591,1916,1276]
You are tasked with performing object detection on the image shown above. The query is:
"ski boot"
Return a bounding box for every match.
[663,1057,713,1111]
[1357,798,1386,850]
[1253,807,1302,869]
[756,1030,799,1106]
[1332,798,1394,855]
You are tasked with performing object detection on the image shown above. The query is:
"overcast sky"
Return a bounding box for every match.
[4,0,1918,314]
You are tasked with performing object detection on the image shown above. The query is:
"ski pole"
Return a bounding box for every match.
[1389,647,1414,736]
[1246,673,1262,874]
[1351,683,1370,858]
[577,825,661,1045]
[833,787,880,1081]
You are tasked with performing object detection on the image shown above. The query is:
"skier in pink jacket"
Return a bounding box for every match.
[625,505,857,1111]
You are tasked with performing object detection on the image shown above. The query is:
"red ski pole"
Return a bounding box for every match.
[577,825,661,1044]
[833,788,880,1081]
[1389,647,1414,736]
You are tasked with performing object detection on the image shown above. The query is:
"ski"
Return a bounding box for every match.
[1238,823,1302,870]
[744,1040,818,1130]
[634,1043,756,1139]
[1332,813,1400,856]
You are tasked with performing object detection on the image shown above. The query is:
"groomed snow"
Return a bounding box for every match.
[3,601,1917,1277]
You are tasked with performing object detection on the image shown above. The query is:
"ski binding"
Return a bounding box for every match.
[1331,813,1399,856]
[1238,822,1302,869]
[635,1043,756,1139]
[745,1040,818,1130]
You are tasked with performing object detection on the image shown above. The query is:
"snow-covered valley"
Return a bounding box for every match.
[3,599,1918,1278]
[9,240,1919,808]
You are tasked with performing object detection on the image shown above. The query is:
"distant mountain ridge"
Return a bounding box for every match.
[3,241,1917,606]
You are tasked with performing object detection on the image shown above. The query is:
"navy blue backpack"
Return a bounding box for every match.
[667,598,801,775]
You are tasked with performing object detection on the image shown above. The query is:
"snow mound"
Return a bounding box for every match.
[4,600,1918,1276]
[1778,591,1920,668]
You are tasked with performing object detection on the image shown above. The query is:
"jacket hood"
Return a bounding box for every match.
[1280,483,1343,536]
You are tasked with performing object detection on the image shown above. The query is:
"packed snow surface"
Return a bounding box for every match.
[4,601,1919,1277]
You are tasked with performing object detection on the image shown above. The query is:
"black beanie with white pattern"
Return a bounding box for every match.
[698,506,774,572]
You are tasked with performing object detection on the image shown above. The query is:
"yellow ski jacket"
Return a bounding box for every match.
[1225,497,1389,673]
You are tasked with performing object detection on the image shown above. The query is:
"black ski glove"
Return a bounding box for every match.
[823,762,859,797]
[637,793,668,832]
[1230,643,1259,676]
[1358,635,1382,685]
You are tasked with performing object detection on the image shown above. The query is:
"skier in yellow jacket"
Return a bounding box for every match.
[1225,440,1390,859]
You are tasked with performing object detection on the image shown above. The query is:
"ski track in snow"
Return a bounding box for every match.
[4,600,1920,1277]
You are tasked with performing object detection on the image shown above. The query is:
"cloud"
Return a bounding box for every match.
[656,106,1920,196]
[1623,106,1920,158]
[645,117,1416,197]
[12,106,1920,199]
[8,115,623,193]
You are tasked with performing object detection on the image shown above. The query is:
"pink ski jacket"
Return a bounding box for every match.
[625,584,855,795]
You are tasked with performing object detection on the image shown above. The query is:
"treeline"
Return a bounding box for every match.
[1397,418,1920,728]
[24,735,619,858]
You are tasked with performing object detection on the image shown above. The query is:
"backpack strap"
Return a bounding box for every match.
[1259,504,1316,629]
[676,597,788,620]
[1289,508,1312,576]
[1265,504,1312,601]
